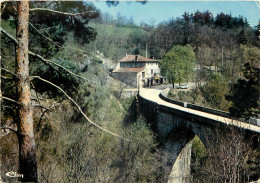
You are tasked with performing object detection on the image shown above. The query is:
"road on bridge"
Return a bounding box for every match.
[139,88,260,133]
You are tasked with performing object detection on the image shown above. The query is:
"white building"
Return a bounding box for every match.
[112,55,167,88]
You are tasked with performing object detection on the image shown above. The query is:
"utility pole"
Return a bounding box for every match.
[221,46,224,74]
[95,39,97,55]
[146,43,148,58]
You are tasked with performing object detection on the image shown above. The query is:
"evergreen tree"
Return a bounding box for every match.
[226,62,260,119]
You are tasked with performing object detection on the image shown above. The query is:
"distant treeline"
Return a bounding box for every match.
[90,10,259,68]
[148,11,258,59]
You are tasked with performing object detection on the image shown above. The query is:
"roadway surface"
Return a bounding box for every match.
[139,88,260,133]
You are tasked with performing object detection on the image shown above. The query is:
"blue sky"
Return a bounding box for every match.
[92,1,259,27]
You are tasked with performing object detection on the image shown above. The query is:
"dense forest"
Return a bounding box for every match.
[0,1,259,183]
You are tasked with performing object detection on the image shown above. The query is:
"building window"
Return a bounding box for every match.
[142,72,145,79]
[151,69,153,75]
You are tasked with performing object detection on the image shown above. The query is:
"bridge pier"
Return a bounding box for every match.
[163,126,195,183]
[138,95,197,182]
[167,139,193,183]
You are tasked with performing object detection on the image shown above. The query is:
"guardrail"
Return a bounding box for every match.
[159,90,230,118]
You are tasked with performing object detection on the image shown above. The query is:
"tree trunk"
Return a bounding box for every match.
[172,77,175,89]
[16,1,38,182]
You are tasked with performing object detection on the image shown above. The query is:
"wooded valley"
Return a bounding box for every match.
[0,1,259,182]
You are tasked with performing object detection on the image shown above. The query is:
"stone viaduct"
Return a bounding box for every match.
[137,88,260,183]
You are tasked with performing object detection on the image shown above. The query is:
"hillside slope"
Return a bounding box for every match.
[87,22,149,62]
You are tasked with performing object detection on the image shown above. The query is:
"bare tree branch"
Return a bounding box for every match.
[30,81,51,132]
[0,127,18,134]
[1,67,17,78]
[31,76,130,141]
[12,5,17,12]
[0,27,17,43]
[29,8,96,16]
[0,96,21,106]
[0,27,90,83]
[1,76,14,80]
[0,126,24,137]
[36,109,49,132]
[0,126,25,136]
[31,81,44,109]
[33,104,50,110]
[28,51,90,82]
[29,21,61,48]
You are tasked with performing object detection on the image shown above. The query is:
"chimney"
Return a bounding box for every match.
[126,52,128,57]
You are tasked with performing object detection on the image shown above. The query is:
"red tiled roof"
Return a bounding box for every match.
[113,67,145,73]
[121,55,158,62]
